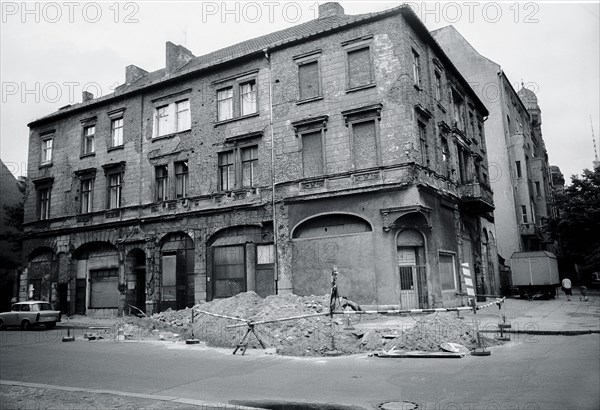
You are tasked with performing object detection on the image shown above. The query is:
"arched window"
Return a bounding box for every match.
[293,214,372,239]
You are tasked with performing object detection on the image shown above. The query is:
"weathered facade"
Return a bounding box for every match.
[22,3,496,316]
[433,26,556,264]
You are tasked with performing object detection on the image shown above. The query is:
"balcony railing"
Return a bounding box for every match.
[458,182,494,211]
[519,223,541,237]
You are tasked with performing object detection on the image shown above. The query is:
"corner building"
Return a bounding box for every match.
[22,3,496,315]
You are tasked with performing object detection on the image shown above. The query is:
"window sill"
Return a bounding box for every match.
[345,83,376,94]
[436,102,447,113]
[80,153,95,159]
[39,162,53,169]
[152,129,190,142]
[296,96,323,105]
[214,112,259,127]
[107,145,124,152]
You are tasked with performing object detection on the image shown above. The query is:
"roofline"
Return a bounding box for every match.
[498,70,532,120]
[29,4,487,127]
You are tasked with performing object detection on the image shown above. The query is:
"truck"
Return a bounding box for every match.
[509,251,560,299]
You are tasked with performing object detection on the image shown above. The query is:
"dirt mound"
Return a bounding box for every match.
[126,292,504,356]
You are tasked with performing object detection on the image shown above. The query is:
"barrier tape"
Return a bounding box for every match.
[194,309,249,322]
[226,311,331,329]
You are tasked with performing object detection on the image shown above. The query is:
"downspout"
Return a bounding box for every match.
[263,48,278,293]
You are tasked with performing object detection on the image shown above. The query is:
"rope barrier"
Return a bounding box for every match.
[225,311,331,329]
[194,309,250,322]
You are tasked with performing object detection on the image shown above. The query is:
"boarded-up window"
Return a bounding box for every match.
[440,253,456,290]
[352,120,377,169]
[293,214,372,239]
[299,61,320,100]
[90,269,119,308]
[301,131,323,177]
[257,244,274,265]
[347,47,372,89]
[213,246,246,298]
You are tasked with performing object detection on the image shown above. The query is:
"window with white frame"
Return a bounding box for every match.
[111,118,124,147]
[176,100,191,131]
[153,99,191,138]
[217,87,233,121]
[82,125,95,155]
[241,146,258,188]
[218,151,235,191]
[240,80,257,116]
[41,138,53,164]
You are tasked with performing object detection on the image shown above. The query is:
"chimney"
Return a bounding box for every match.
[125,64,148,85]
[166,41,195,74]
[318,2,344,18]
[82,91,94,103]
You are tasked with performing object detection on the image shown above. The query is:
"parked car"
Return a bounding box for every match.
[591,272,600,287]
[0,301,61,330]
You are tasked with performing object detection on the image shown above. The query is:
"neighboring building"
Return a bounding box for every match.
[433,26,556,261]
[0,161,25,311]
[550,165,565,192]
[22,3,496,316]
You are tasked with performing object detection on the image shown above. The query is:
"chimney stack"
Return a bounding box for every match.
[318,2,344,18]
[166,41,195,74]
[125,65,148,85]
[82,91,94,103]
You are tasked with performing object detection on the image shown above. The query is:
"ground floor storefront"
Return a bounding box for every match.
[20,187,499,315]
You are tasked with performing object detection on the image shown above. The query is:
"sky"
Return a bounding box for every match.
[1,1,599,183]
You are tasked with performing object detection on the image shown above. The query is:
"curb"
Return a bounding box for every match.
[479,329,600,336]
[0,380,260,410]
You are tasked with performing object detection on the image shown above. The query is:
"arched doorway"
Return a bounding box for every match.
[126,249,146,313]
[72,242,120,314]
[207,225,275,300]
[160,233,194,311]
[396,229,427,309]
[291,214,374,303]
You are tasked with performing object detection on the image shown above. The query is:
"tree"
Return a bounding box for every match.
[548,168,600,266]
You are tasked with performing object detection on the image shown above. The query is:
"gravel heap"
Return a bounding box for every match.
[127,292,504,356]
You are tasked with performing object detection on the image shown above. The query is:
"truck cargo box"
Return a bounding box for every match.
[510,251,560,286]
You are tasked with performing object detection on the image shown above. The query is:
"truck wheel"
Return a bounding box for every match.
[21,320,31,331]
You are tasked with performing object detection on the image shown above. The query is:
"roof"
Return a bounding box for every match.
[29,5,487,126]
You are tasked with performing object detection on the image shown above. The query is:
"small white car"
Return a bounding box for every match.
[0,301,62,330]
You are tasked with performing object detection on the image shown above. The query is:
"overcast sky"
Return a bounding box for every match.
[1,1,598,182]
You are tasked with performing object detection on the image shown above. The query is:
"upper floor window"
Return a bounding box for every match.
[297,58,321,101]
[155,165,169,202]
[434,71,442,101]
[80,178,94,214]
[38,186,51,220]
[418,122,428,165]
[82,125,95,155]
[516,160,522,178]
[342,104,382,170]
[107,173,122,209]
[241,146,258,188]
[41,137,53,165]
[451,91,465,131]
[217,87,234,121]
[175,161,189,199]
[215,71,259,123]
[111,118,124,147]
[153,98,191,138]
[521,205,528,224]
[292,115,329,178]
[240,80,257,116]
[412,49,421,87]
[346,44,373,90]
[176,100,191,131]
[218,151,235,191]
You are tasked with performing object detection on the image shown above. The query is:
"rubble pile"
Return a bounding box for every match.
[386,312,501,352]
[127,292,505,356]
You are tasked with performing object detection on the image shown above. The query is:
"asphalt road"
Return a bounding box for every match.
[1,328,599,409]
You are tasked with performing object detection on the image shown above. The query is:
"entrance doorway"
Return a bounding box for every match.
[397,229,427,309]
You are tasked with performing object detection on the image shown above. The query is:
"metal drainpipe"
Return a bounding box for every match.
[264,49,278,293]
